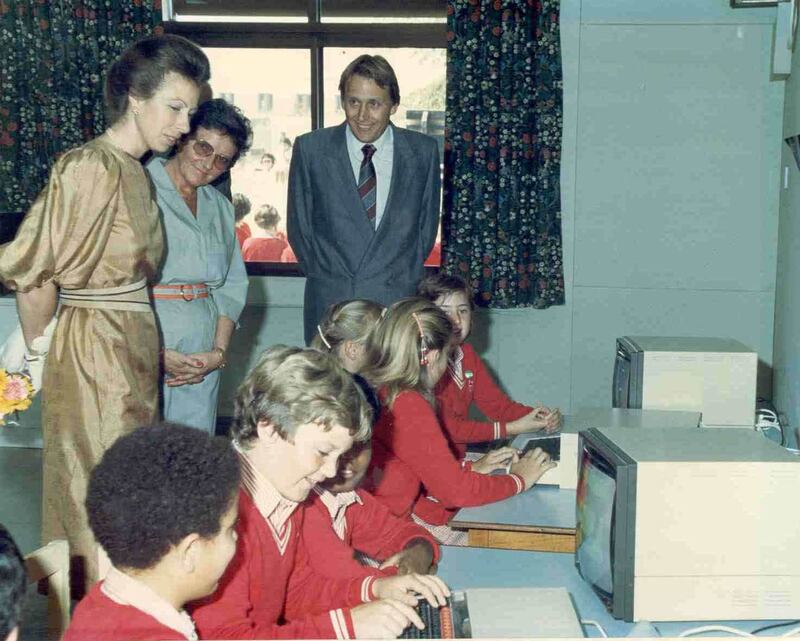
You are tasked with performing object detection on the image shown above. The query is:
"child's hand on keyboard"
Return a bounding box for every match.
[472,446,520,475]
[351,599,424,638]
[379,539,436,575]
[507,406,562,435]
[511,446,557,489]
[373,573,450,607]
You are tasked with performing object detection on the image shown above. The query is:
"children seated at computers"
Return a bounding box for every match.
[418,273,561,458]
[301,436,440,581]
[362,298,557,544]
[312,299,385,374]
[63,423,241,641]
[190,345,450,640]
[0,525,26,641]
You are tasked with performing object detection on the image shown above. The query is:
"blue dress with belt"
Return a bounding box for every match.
[147,157,249,432]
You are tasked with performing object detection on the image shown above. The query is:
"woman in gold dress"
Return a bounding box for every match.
[0,34,210,592]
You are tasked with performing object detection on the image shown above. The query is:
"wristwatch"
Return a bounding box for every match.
[212,346,227,369]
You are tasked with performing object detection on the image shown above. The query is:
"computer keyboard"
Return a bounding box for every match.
[400,597,455,639]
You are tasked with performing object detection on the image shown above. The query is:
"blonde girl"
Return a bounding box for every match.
[362,298,555,544]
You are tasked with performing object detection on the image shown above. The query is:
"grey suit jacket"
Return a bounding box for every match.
[287,122,441,344]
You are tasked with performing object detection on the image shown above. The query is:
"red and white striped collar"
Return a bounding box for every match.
[313,486,363,540]
[447,345,466,389]
[101,566,198,641]
[235,442,298,554]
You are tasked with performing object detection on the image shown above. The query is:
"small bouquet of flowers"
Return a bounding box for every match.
[0,369,34,426]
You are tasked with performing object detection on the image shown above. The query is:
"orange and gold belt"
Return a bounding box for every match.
[151,283,209,301]
[60,278,150,312]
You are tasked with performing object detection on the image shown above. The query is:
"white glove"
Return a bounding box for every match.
[0,324,27,373]
[0,318,56,393]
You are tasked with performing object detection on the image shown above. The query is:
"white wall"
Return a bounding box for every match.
[220,0,783,418]
[0,0,785,430]
[773,5,800,447]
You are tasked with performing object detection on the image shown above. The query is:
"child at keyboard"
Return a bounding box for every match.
[418,273,561,459]
[191,345,450,640]
[63,424,241,641]
[301,437,440,581]
[362,299,557,544]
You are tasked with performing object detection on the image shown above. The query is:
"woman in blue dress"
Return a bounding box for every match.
[147,99,251,432]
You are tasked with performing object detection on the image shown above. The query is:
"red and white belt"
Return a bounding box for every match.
[151,283,209,301]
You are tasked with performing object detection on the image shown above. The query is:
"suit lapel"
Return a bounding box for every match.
[323,124,376,240]
[374,124,411,243]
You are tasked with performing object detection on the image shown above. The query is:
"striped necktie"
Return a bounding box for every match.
[358,144,377,228]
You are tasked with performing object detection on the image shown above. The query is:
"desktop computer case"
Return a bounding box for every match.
[618,336,757,428]
[604,427,800,622]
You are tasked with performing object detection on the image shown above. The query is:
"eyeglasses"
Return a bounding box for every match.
[192,139,233,171]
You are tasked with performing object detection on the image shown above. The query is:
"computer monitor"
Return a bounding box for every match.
[613,336,757,428]
[575,427,800,622]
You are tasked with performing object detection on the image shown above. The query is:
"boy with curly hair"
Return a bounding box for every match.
[63,424,241,641]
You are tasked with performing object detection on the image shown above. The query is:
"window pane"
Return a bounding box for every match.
[204,47,310,264]
[170,0,308,22]
[321,0,446,23]
[324,47,446,265]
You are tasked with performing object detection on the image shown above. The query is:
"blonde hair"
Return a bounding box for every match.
[311,299,385,355]
[362,298,453,408]
[232,345,372,446]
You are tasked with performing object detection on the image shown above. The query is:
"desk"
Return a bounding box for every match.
[451,485,576,553]
[437,546,791,638]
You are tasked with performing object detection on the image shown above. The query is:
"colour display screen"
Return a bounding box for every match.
[575,446,616,601]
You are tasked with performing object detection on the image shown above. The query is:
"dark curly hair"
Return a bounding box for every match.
[189,98,253,165]
[86,423,240,570]
[0,524,26,640]
[105,34,210,125]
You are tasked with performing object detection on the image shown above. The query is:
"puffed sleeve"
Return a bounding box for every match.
[0,145,122,292]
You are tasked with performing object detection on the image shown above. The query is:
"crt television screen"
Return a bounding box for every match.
[575,447,616,601]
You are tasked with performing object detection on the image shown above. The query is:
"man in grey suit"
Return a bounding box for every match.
[287,55,441,345]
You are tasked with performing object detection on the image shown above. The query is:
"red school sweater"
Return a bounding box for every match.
[190,490,377,640]
[435,343,533,458]
[367,389,524,526]
[63,583,186,641]
[298,488,441,584]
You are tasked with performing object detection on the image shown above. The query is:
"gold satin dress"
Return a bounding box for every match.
[0,138,163,587]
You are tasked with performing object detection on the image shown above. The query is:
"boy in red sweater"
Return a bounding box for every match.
[418,273,562,459]
[63,424,241,641]
[300,438,440,583]
[191,345,450,640]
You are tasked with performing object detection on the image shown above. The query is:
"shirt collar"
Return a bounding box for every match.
[448,345,465,388]
[346,123,394,162]
[101,566,198,641]
[313,486,362,541]
[234,441,299,533]
[145,155,177,192]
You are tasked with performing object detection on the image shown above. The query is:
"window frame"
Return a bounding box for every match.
[165,3,446,277]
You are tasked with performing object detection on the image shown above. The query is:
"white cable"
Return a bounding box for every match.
[581,619,608,638]
[679,625,753,637]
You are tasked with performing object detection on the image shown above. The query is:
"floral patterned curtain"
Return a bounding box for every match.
[443,0,564,309]
[0,1,163,225]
